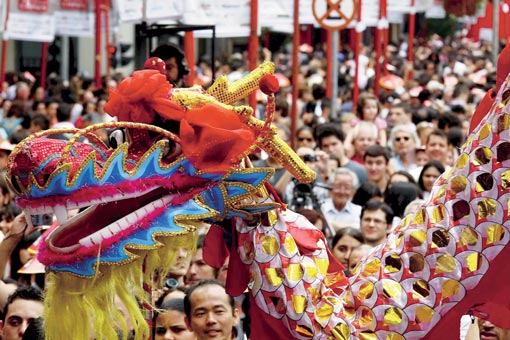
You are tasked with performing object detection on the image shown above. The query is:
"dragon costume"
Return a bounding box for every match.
[5,55,510,340]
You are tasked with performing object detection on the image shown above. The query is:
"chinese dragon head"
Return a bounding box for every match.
[6,54,510,340]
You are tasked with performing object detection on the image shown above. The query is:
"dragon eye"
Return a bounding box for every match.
[109,130,125,149]
[162,138,182,158]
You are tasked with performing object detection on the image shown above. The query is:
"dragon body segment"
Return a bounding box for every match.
[6,62,510,340]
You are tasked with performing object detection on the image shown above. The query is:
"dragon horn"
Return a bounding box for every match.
[207,61,275,105]
[238,111,316,184]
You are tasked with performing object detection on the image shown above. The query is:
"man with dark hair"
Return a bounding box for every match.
[360,200,394,247]
[50,102,74,140]
[387,101,413,127]
[0,286,44,340]
[185,234,217,286]
[184,279,239,340]
[315,123,367,184]
[28,114,50,135]
[364,145,391,194]
[150,43,188,87]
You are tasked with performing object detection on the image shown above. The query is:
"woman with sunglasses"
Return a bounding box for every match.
[294,125,316,150]
[388,124,421,172]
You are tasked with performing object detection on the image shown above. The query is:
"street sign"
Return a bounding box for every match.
[312,0,357,30]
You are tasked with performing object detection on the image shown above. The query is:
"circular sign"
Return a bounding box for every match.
[312,0,358,31]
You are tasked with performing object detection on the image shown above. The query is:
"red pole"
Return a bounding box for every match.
[326,30,333,98]
[248,0,259,110]
[94,0,103,89]
[407,0,416,81]
[103,0,110,78]
[0,0,10,86]
[40,42,48,90]
[374,30,381,97]
[264,28,270,49]
[184,32,195,87]
[374,0,385,97]
[290,0,300,150]
[0,41,7,87]
[353,0,362,109]
[383,0,389,77]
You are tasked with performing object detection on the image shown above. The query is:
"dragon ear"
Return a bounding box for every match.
[469,43,510,135]
[469,88,494,134]
[497,44,510,91]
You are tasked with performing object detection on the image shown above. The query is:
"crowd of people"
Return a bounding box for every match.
[0,31,506,339]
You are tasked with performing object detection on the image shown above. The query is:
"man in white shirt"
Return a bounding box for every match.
[321,167,362,231]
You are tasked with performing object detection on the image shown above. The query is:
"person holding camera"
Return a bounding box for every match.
[284,147,330,210]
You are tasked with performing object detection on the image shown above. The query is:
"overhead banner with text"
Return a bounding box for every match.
[56,0,94,37]
[181,0,252,38]
[387,0,434,23]
[115,0,182,23]
[259,0,315,33]
[4,0,56,42]
[346,0,380,29]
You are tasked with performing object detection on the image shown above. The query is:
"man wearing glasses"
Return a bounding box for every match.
[359,200,394,247]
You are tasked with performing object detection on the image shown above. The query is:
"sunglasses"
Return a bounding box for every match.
[395,136,410,142]
[298,137,314,142]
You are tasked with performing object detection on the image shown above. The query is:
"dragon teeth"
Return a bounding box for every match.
[77,194,174,248]
[54,205,68,225]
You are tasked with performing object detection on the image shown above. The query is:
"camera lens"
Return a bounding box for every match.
[165,278,179,289]
[303,154,317,162]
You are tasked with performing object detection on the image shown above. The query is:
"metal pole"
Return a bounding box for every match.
[291,0,300,150]
[493,0,500,65]
[331,30,339,121]
[60,37,69,83]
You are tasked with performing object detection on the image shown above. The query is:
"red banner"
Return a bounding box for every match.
[61,0,88,10]
[18,0,48,12]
